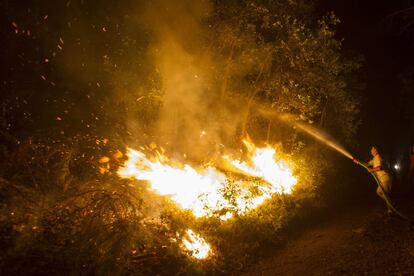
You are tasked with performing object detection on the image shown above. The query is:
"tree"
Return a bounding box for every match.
[207,0,360,144]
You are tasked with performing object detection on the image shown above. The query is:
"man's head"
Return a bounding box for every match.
[371,146,379,157]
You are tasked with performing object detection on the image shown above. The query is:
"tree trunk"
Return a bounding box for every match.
[220,41,235,101]
[241,60,268,136]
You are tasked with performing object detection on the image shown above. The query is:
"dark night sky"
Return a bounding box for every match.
[318,0,414,162]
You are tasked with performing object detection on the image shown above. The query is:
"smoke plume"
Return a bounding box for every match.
[138,0,241,161]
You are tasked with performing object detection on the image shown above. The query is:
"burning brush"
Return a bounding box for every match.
[112,138,298,259]
[117,138,297,219]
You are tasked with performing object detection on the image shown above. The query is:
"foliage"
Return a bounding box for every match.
[0,137,199,275]
[207,0,361,142]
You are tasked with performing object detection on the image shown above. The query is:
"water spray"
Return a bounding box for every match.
[293,121,354,160]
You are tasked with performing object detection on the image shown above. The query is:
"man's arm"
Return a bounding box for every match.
[352,158,370,167]
[368,165,382,172]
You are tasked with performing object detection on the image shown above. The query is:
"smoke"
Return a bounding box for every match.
[137,0,242,161]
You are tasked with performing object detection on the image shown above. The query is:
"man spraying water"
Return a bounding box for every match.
[353,146,393,215]
[293,119,402,217]
[259,110,409,220]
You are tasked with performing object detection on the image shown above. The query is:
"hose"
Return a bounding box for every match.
[356,160,410,221]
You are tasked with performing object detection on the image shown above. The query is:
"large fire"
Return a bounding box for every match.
[116,138,297,259]
[118,138,296,219]
[118,148,227,218]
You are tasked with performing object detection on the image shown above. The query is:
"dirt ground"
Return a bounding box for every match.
[243,196,414,275]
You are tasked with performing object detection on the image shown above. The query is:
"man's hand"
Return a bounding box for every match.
[369,166,380,173]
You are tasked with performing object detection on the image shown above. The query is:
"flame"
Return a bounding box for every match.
[224,138,297,194]
[117,139,297,219]
[116,139,297,260]
[182,229,211,259]
[118,149,228,218]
